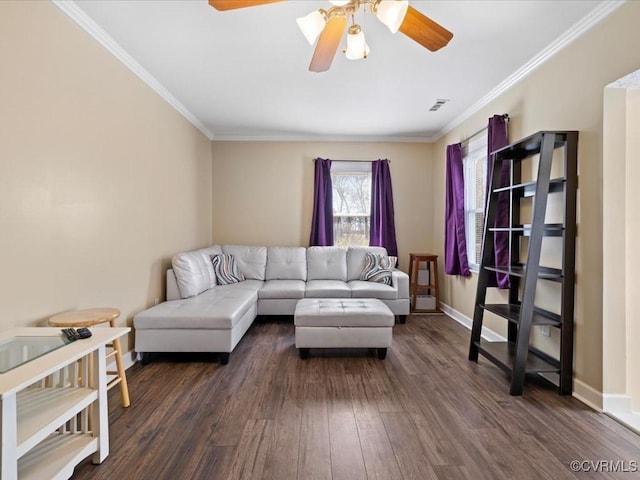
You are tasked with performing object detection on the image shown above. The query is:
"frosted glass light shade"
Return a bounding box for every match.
[345,30,370,60]
[296,10,326,45]
[376,0,409,33]
[330,1,350,6]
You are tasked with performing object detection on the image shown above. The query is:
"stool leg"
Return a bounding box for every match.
[110,319,130,407]
[433,258,441,312]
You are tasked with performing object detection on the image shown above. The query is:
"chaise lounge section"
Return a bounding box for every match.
[133,245,409,364]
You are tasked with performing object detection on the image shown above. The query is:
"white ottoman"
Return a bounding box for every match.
[294,298,394,359]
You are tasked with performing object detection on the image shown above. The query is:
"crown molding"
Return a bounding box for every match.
[52,0,216,140]
[211,133,434,143]
[432,0,627,142]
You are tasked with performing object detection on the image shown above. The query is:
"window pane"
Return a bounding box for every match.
[331,169,371,247]
[463,131,488,268]
[474,211,484,264]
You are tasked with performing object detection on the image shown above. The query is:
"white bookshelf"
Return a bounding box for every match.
[0,327,130,480]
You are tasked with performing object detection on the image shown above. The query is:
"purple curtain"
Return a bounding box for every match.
[309,158,334,246]
[486,115,510,288]
[445,144,470,276]
[370,159,398,256]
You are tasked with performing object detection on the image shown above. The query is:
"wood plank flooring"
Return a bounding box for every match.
[71,315,640,480]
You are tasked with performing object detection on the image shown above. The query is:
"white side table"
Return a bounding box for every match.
[0,326,129,480]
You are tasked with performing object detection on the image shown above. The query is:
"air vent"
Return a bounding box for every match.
[429,99,450,112]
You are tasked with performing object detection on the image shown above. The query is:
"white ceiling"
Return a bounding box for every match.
[67,0,614,142]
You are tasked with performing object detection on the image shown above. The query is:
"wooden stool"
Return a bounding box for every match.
[49,307,130,407]
[409,253,441,313]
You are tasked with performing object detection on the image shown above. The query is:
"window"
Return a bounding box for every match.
[331,162,371,247]
[463,131,488,271]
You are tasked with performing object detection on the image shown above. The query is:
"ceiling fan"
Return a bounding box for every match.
[208,0,453,73]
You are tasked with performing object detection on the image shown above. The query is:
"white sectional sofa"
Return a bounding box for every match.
[134,245,409,364]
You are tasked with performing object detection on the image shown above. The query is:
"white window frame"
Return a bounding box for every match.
[462,131,488,272]
[331,161,372,248]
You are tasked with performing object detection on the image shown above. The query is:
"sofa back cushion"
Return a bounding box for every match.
[222,245,267,280]
[171,245,222,298]
[266,247,307,280]
[346,246,388,281]
[307,246,347,281]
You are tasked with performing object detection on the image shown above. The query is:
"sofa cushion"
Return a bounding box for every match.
[349,280,398,300]
[304,280,351,298]
[307,246,347,281]
[172,249,217,299]
[359,252,393,285]
[134,287,257,330]
[346,246,388,281]
[223,245,267,280]
[212,254,246,285]
[259,279,306,299]
[266,247,307,280]
[216,279,264,293]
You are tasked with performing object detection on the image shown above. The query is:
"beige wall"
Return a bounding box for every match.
[431,1,640,395]
[211,141,433,272]
[0,2,212,353]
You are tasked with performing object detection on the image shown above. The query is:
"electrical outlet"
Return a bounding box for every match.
[540,325,550,337]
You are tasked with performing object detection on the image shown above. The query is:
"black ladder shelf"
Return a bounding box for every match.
[468,131,578,395]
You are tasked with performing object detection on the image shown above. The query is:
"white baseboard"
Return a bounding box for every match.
[440,302,604,411]
[573,379,603,411]
[440,302,506,342]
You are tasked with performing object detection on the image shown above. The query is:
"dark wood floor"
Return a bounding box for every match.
[71,315,640,480]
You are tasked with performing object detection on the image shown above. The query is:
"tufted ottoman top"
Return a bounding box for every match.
[294,298,394,328]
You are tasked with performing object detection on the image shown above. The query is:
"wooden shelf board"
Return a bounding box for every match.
[480,304,561,326]
[493,177,566,197]
[475,341,560,374]
[484,264,562,281]
[489,223,564,237]
[17,386,96,457]
[18,433,97,480]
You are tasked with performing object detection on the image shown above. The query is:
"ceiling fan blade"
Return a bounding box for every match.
[208,0,283,11]
[398,6,453,52]
[309,15,348,73]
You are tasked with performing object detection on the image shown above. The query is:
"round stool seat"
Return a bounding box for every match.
[49,307,120,328]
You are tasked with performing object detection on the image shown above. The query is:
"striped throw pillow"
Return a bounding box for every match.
[211,254,245,285]
[359,252,393,285]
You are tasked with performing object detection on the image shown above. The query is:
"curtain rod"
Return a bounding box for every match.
[461,114,509,145]
[312,159,390,163]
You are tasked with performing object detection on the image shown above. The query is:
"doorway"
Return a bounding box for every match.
[602,69,640,434]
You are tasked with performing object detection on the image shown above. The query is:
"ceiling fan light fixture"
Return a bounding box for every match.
[296,9,327,45]
[345,25,370,60]
[375,0,409,33]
